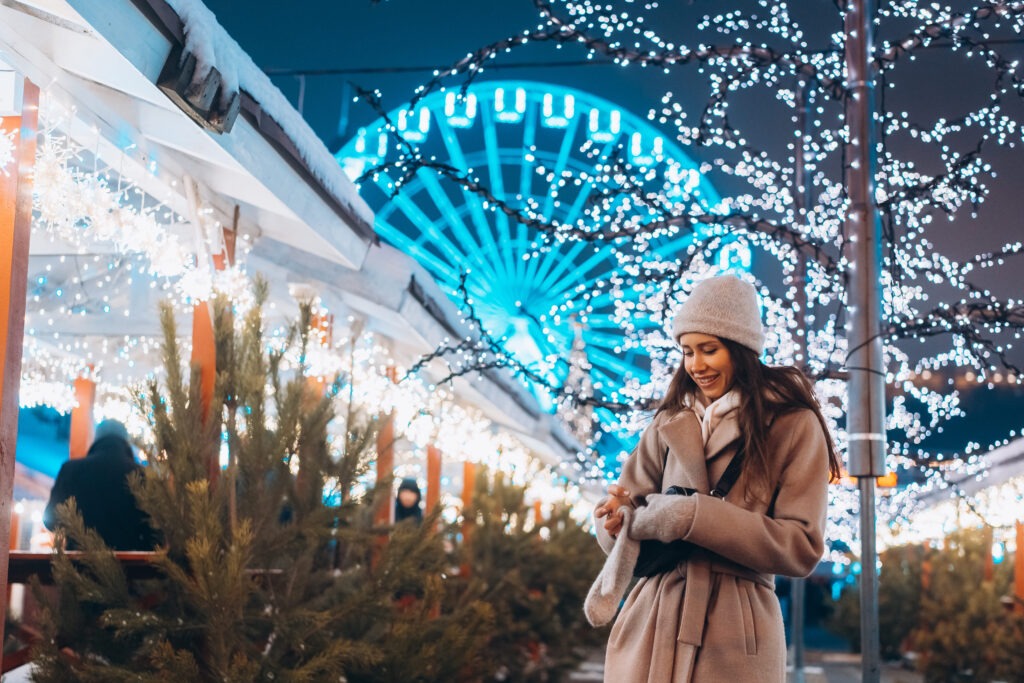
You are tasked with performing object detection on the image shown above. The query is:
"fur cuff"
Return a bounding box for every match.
[584,507,640,627]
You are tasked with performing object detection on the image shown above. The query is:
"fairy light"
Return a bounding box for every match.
[345,0,1024,539]
[0,126,15,174]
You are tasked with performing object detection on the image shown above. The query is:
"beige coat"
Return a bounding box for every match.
[593,406,830,683]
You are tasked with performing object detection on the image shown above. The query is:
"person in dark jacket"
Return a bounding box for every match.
[394,477,423,525]
[43,419,155,550]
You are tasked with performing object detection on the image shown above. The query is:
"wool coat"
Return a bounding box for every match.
[44,435,155,551]
[592,405,830,683]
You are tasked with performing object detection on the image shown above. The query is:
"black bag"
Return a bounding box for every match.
[632,443,746,578]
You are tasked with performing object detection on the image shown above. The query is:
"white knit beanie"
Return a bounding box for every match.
[671,275,765,354]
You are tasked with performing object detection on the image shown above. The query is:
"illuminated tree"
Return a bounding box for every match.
[346,0,1024,544]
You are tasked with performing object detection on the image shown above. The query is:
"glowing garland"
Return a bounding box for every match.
[32,133,194,280]
[0,127,15,175]
[350,0,1024,547]
[19,105,584,512]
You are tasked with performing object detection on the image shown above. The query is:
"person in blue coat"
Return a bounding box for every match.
[43,419,155,550]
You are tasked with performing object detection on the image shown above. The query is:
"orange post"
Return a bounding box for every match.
[306,312,333,396]
[373,367,398,529]
[426,444,442,515]
[8,509,18,551]
[191,300,218,483]
[460,461,476,577]
[1016,521,1024,615]
[68,376,96,459]
[533,500,543,527]
[0,77,39,660]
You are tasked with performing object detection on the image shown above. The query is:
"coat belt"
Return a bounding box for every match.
[674,551,772,647]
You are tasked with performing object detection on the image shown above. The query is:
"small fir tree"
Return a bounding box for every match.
[911,527,1021,683]
[31,289,493,682]
[451,469,607,683]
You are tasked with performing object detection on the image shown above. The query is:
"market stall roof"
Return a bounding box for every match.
[1,0,585,485]
[0,0,375,269]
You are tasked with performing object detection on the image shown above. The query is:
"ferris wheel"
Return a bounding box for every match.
[336,80,746,446]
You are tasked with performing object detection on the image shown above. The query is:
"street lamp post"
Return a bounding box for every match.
[843,1,888,681]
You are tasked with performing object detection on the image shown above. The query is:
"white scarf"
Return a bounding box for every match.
[692,389,741,447]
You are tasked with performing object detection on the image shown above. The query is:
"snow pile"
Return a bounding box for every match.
[164,0,371,227]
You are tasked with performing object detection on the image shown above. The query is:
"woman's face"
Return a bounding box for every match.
[679,333,735,402]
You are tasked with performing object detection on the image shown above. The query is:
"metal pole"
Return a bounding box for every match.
[790,80,812,683]
[791,575,806,683]
[844,1,887,681]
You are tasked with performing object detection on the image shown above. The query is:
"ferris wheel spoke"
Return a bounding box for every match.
[533,240,590,293]
[386,185,491,280]
[442,110,517,284]
[477,103,525,288]
[586,348,643,383]
[433,116,508,283]
[516,104,540,286]
[414,172,505,283]
[562,132,622,220]
[539,113,584,228]
[374,217,463,286]
[540,247,614,300]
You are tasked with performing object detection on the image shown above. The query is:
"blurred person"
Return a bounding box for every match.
[394,477,423,525]
[43,419,155,550]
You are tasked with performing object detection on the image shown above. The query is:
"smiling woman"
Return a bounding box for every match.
[588,274,842,683]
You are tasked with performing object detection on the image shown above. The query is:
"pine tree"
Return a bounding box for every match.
[449,469,607,683]
[828,543,925,658]
[911,528,1022,683]
[31,288,494,682]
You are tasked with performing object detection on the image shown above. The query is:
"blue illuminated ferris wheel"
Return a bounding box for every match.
[337,81,748,443]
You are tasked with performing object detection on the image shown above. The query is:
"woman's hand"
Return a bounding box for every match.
[594,484,632,537]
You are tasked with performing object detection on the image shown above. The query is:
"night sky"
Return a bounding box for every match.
[200,0,1024,455]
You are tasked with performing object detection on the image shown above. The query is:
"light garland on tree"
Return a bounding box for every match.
[347,0,1024,549]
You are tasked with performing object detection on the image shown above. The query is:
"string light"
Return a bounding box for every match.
[17,92,585,513]
[0,127,15,175]
[345,0,1024,543]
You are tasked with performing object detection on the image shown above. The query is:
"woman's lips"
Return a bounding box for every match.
[694,374,719,387]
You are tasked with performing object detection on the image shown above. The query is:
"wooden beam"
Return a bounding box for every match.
[191,300,217,483]
[68,376,96,459]
[460,461,476,578]
[373,366,398,530]
[0,77,39,666]
[426,444,441,516]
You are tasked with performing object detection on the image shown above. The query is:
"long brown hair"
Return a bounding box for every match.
[656,337,842,496]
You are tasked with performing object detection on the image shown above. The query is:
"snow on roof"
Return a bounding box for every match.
[164,0,372,230]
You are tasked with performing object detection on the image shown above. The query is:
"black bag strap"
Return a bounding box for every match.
[709,440,745,498]
[661,439,746,499]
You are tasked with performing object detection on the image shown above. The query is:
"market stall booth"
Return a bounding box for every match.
[0,0,588,669]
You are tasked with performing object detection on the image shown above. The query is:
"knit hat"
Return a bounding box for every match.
[94,419,130,443]
[671,275,765,354]
[397,477,421,500]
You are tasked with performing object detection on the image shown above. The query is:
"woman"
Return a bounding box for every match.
[586,274,841,682]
